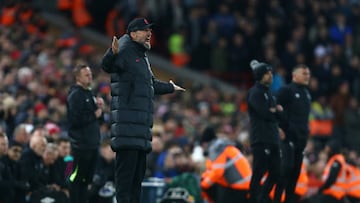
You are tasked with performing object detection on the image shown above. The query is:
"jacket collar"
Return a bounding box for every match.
[292,82,307,88]
[119,34,147,53]
[255,82,270,90]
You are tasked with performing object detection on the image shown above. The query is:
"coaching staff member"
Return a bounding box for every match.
[67,65,104,203]
[101,18,185,203]
[247,60,283,203]
[274,64,311,203]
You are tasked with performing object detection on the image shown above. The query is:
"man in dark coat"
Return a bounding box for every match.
[247,60,283,203]
[101,17,185,203]
[0,141,29,203]
[18,132,47,203]
[67,64,104,203]
[274,64,311,203]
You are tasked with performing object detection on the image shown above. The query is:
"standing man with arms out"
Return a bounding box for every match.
[247,60,283,203]
[67,65,104,203]
[101,18,185,203]
[274,64,311,203]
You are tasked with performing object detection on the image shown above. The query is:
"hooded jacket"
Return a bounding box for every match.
[101,34,174,152]
[66,85,100,150]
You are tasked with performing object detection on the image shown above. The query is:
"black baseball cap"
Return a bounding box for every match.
[127,18,154,33]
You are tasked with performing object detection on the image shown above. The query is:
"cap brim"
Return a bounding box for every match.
[143,23,154,29]
[128,23,154,33]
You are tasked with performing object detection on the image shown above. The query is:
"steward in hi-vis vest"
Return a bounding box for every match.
[201,138,251,203]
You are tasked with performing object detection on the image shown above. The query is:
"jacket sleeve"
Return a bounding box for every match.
[201,152,226,189]
[318,160,341,193]
[248,89,277,121]
[19,155,42,191]
[276,86,291,129]
[101,48,126,73]
[0,162,13,188]
[153,77,175,95]
[67,91,97,129]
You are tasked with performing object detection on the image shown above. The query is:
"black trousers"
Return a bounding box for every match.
[0,187,15,203]
[274,138,307,203]
[69,148,98,203]
[249,143,281,203]
[313,194,345,203]
[115,149,147,203]
[204,184,248,203]
[347,196,360,203]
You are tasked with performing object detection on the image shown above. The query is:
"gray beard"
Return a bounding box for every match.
[143,43,151,50]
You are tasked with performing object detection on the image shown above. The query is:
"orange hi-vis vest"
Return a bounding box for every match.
[295,163,309,197]
[346,164,360,199]
[1,6,17,26]
[201,144,252,190]
[204,159,212,170]
[106,9,126,37]
[19,9,33,24]
[72,0,92,27]
[322,154,348,200]
[58,0,73,10]
[309,119,333,136]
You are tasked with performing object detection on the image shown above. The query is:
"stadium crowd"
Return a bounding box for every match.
[0,0,360,203]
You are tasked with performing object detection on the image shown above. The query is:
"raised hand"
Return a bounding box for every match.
[112,36,119,54]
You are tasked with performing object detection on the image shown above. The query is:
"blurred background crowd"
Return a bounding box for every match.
[0,0,360,202]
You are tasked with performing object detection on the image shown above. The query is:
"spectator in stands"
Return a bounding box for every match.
[146,134,165,178]
[347,55,360,101]
[309,94,334,150]
[0,140,29,203]
[329,81,351,142]
[101,17,185,203]
[154,141,184,179]
[54,137,71,191]
[90,139,115,203]
[0,94,17,139]
[344,97,360,153]
[228,32,249,72]
[29,143,69,203]
[329,12,352,45]
[0,132,16,203]
[210,37,228,73]
[18,132,47,203]
[189,35,211,71]
[168,26,190,67]
[12,124,30,147]
[105,3,126,37]
[66,64,104,203]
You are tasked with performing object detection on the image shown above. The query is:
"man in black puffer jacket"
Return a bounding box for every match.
[101,17,185,203]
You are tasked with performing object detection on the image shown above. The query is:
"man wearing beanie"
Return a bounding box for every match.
[247,60,283,203]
